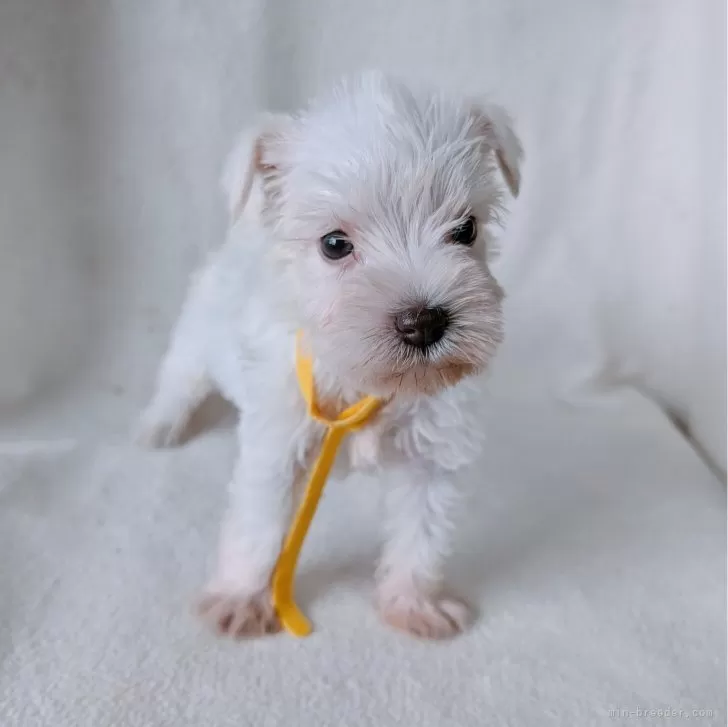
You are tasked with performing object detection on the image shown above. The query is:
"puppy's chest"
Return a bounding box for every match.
[343,402,430,471]
[343,386,483,474]
[347,426,384,471]
[309,393,399,472]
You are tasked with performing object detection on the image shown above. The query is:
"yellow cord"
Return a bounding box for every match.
[271,334,382,637]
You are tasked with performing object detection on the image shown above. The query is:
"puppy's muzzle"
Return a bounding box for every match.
[394,306,450,349]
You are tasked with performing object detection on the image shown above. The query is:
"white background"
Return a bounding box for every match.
[0,2,725,726]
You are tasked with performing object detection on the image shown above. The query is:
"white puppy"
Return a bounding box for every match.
[138,72,522,639]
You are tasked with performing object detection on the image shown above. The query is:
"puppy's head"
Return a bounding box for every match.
[225,73,522,397]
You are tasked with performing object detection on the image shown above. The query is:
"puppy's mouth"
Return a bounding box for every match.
[311,306,503,398]
[372,361,480,397]
[364,340,487,397]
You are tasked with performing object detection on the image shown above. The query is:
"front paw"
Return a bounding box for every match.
[197,588,280,639]
[377,591,472,640]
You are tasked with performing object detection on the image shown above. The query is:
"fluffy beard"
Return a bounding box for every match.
[308,289,504,399]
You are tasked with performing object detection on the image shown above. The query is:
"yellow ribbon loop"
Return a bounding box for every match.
[271,334,382,637]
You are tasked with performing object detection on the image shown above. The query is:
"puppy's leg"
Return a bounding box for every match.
[199,414,308,638]
[136,314,212,448]
[376,464,470,639]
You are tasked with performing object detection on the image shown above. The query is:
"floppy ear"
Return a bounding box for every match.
[221,113,292,223]
[472,102,523,197]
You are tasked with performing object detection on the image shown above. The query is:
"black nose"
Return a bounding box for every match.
[395,306,450,348]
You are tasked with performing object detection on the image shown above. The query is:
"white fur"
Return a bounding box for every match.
[138,72,522,639]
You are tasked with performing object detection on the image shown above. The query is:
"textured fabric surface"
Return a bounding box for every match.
[1,393,725,726]
[0,1,725,726]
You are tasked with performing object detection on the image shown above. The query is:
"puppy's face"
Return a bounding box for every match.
[230,74,522,397]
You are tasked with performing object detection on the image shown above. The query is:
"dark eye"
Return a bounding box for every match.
[449,216,477,246]
[320,230,354,260]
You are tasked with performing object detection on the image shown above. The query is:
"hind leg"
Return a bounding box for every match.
[136,318,213,448]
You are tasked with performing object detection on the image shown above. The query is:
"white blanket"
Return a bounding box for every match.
[1,1,724,725]
[1,390,724,726]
